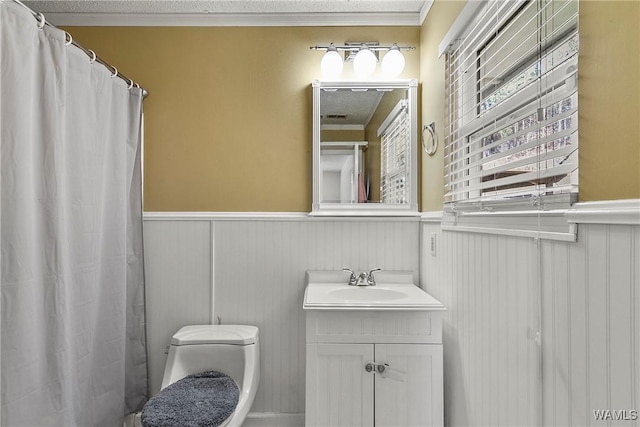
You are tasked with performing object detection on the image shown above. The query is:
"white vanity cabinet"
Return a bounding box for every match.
[304,310,444,427]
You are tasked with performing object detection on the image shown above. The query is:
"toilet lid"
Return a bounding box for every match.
[171,325,258,346]
[141,371,239,427]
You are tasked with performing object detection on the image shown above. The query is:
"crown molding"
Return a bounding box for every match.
[418,0,434,26]
[46,11,422,27]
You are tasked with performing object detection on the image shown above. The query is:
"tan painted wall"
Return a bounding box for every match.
[320,129,364,142]
[419,1,466,212]
[577,1,640,201]
[68,26,420,212]
[69,0,637,212]
[419,0,640,211]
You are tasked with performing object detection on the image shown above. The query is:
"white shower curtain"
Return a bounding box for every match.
[1,2,148,426]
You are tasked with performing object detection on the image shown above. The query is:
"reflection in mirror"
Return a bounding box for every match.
[312,80,418,215]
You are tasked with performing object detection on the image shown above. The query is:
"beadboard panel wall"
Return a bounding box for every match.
[420,220,640,427]
[143,210,639,424]
[142,220,213,395]
[213,219,420,414]
[142,216,420,413]
[420,222,541,426]
[540,224,640,427]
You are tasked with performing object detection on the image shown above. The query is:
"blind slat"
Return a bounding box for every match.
[446,142,578,186]
[445,161,578,198]
[444,0,578,206]
[446,123,577,179]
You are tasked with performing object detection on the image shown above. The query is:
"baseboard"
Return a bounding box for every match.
[123,413,141,427]
[243,412,304,427]
[124,412,304,427]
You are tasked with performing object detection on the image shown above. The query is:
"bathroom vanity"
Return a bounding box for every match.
[303,271,445,427]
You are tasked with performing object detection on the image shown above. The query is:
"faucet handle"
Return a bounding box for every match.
[342,268,357,286]
[367,268,382,286]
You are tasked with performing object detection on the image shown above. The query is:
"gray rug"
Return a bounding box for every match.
[141,371,239,427]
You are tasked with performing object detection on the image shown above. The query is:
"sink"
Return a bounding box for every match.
[303,270,445,311]
[327,287,406,302]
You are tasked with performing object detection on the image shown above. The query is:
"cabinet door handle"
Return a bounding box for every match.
[364,362,375,373]
[376,363,389,375]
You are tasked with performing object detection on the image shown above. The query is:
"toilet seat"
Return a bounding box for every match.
[141,371,239,427]
[150,324,260,427]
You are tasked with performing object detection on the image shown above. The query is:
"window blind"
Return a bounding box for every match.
[444,0,579,210]
[380,100,410,204]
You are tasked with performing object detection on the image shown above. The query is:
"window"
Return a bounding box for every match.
[379,100,410,204]
[444,0,578,211]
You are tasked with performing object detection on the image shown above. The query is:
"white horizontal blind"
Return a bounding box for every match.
[444,0,579,209]
[380,101,410,203]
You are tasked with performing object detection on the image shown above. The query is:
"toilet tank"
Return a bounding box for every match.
[161,325,259,391]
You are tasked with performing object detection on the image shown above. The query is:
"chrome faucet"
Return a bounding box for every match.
[366,268,381,286]
[342,268,358,286]
[343,267,382,286]
[356,272,368,286]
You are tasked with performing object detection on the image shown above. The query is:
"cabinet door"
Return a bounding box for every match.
[374,344,443,427]
[306,343,374,427]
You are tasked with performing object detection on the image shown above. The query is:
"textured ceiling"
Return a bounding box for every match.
[321,89,385,126]
[23,0,427,15]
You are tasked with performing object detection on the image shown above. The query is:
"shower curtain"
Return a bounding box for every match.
[1,2,148,425]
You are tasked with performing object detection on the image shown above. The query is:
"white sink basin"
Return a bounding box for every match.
[327,287,406,302]
[303,270,445,311]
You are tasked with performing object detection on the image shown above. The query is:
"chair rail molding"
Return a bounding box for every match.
[565,199,640,225]
[143,211,422,222]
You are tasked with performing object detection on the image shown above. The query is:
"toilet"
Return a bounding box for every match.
[142,324,260,427]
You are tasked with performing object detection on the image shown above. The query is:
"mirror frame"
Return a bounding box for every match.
[311,79,419,216]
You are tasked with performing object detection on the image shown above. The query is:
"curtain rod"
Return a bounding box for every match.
[9,0,148,98]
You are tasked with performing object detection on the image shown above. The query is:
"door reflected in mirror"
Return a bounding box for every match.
[312,80,418,216]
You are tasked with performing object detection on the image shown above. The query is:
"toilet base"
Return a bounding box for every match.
[123,411,233,427]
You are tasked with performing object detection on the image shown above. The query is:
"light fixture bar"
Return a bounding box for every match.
[310,44,416,52]
[311,42,414,78]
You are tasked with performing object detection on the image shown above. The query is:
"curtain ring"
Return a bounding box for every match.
[36,12,46,29]
[127,78,134,89]
[135,83,140,89]
[422,122,438,156]
[88,50,97,64]
[64,32,73,46]
[110,67,118,78]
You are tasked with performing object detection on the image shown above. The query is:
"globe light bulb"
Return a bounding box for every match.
[320,46,343,78]
[353,48,377,77]
[381,45,405,77]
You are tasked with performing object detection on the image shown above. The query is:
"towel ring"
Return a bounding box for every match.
[422,122,438,156]
[36,13,46,29]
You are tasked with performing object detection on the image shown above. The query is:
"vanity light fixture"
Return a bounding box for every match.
[320,43,344,78]
[310,43,415,78]
[381,44,406,78]
[353,47,377,77]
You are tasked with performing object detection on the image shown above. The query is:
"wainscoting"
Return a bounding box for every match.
[142,202,639,426]
[142,214,420,419]
[420,201,640,427]
[420,220,541,426]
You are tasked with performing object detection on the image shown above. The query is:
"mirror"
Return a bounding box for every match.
[311,80,418,215]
